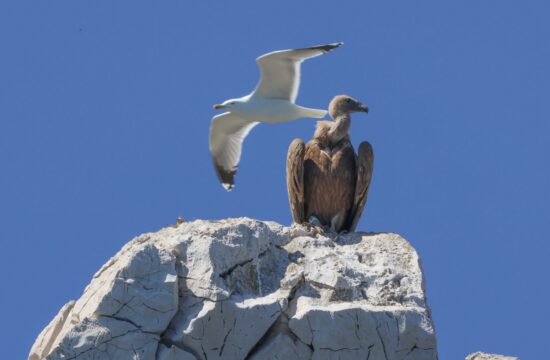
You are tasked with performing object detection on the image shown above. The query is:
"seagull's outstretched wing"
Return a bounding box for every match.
[252,42,343,102]
[209,112,258,190]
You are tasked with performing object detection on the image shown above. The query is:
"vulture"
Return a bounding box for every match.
[286,95,374,232]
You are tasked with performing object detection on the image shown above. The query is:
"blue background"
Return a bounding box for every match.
[1,1,548,359]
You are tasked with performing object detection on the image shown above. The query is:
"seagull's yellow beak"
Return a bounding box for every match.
[213,104,225,110]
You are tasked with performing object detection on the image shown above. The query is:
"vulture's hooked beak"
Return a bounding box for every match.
[213,104,225,110]
[359,103,369,114]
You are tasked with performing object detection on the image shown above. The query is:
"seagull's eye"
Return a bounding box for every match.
[231,102,236,105]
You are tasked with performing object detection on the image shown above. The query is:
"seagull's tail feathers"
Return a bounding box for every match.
[298,107,328,119]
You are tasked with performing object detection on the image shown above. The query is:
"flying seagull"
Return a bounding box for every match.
[209,42,343,190]
[286,95,373,232]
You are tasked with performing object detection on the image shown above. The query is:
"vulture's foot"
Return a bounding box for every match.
[303,216,326,236]
[333,230,350,243]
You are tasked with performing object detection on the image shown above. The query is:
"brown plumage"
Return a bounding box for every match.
[286,95,374,232]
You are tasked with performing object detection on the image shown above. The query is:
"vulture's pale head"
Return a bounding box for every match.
[328,95,369,119]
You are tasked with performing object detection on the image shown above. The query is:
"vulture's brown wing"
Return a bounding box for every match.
[347,141,374,231]
[286,139,306,224]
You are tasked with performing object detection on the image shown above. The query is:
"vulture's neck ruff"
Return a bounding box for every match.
[327,114,351,144]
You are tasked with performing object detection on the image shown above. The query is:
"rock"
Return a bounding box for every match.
[29,301,75,360]
[157,344,197,360]
[466,352,519,360]
[29,218,438,360]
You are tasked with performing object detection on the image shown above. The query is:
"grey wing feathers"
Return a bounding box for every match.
[347,141,374,231]
[209,112,258,191]
[286,139,306,224]
[258,42,343,62]
[253,42,343,102]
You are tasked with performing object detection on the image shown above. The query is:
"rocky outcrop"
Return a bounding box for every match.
[30,218,437,360]
[466,352,519,360]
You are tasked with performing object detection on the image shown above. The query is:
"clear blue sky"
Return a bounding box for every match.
[1,1,548,359]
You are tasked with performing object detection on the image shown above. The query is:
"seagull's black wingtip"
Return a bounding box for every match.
[222,182,234,191]
[212,159,237,192]
[313,42,344,53]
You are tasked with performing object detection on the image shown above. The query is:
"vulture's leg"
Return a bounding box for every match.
[286,139,306,224]
[331,211,348,233]
[346,141,374,232]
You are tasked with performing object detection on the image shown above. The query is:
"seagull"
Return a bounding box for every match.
[209,42,343,190]
[286,95,373,233]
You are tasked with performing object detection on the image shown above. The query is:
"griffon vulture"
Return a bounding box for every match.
[286,95,373,232]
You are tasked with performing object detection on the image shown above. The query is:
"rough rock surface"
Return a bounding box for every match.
[466,352,519,360]
[30,218,437,360]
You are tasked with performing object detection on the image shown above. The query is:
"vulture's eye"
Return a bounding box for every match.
[346,98,352,103]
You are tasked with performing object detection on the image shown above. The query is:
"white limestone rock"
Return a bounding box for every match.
[29,301,75,360]
[157,344,196,360]
[466,352,519,360]
[30,218,437,360]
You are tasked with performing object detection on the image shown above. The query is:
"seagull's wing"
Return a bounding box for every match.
[209,112,258,191]
[252,42,343,102]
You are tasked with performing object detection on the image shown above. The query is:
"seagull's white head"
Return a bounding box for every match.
[213,98,246,111]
